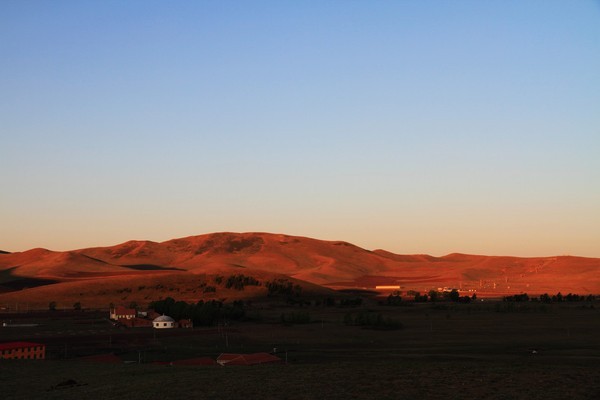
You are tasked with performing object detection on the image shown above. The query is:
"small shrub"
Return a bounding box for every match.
[204,286,216,293]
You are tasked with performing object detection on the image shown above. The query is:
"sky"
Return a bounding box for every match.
[1,1,599,257]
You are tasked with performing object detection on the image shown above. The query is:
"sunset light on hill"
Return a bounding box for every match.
[1,3,600,398]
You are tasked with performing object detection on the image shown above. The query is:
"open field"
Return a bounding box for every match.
[1,301,599,399]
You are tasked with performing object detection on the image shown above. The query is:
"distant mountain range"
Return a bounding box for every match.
[1,232,598,308]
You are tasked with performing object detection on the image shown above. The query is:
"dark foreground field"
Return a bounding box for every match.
[1,302,599,399]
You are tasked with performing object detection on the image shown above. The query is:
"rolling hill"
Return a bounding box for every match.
[0,232,598,308]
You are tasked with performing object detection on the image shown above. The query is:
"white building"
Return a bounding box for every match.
[153,315,176,329]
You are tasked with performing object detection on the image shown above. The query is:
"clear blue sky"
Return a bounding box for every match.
[1,1,599,256]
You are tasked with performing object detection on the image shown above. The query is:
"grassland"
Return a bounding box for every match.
[1,301,599,399]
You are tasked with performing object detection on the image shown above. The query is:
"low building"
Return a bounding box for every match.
[0,342,45,360]
[178,319,193,328]
[153,315,176,329]
[110,307,136,320]
[118,317,153,328]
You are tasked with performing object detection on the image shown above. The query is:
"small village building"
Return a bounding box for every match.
[110,307,136,320]
[147,310,161,320]
[119,317,153,328]
[153,315,176,329]
[0,341,45,360]
[178,319,193,329]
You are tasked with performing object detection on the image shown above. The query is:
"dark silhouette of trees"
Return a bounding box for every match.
[149,297,246,326]
[225,274,260,290]
[386,293,403,306]
[266,279,302,297]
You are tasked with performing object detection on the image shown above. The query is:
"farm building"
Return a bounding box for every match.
[178,319,193,328]
[110,306,136,320]
[153,315,176,329]
[118,317,153,328]
[0,341,45,360]
[217,352,282,366]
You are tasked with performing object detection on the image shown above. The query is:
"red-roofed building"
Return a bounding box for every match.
[178,319,193,328]
[217,352,281,366]
[110,307,136,320]
[146,310,161,320]
[0,342,45,360]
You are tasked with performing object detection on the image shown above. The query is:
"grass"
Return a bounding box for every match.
[3,357,599,400]
[1,302,599,399]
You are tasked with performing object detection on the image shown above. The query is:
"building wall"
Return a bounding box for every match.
[0,345,45,360]
[153,321,175,329]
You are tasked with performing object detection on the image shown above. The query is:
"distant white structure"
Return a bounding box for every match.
[153,315,176,329]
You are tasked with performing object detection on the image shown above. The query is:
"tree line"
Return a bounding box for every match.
[149,297,246,326]
[504,292,595,302]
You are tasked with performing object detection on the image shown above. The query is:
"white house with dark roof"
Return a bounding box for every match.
[153,315,175,329]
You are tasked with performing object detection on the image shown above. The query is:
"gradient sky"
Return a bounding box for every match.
[1,1,599,256]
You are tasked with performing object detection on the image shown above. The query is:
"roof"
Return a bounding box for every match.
[217,352,282,366]
[0,341,44,351]
[113,307,136,315]
[153,315,175,323]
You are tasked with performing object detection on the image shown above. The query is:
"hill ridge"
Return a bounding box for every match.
[0,232,598,308]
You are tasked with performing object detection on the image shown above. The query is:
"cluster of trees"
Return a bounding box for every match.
[224,274,261,290]
[385,293,403,306]
[505,292,596,303]
[265,279,303,297]
[409,290,476,303]
[149,297,246,326]
[343,311,403,330]
[503,294,531,302]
